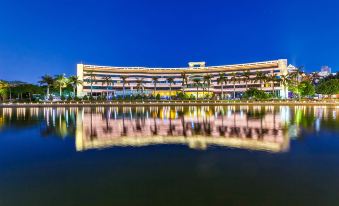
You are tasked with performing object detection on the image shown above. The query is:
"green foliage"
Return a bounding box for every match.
[156,93,161,100]
[10,84,44,99]
[176,92,189,100]
[242,88,269,100]
[204,93,212,100]
[316,79,339,95]
[135,94,143,100]
[288,81,311,99]
[300,81,315,97]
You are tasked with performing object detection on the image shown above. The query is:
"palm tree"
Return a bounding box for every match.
[39,75,54,99]
[254,71,267,91]
[192,78,201,100]
[181,72,188,94]
[54,74,68,97]
[166,77,175,100]
[289,66,304,100]
[135,78,145,94]
[6,81,13,101]
[0,81,9,101]
[279,74,290,99]
[111,79,116,97]
[267,73,278,97]
[242,70,251,90]
[68,75,83,98]
[151,77,159,95]
[102,76,112,100]
[230,73,238,99]
[289,66,304,82]
[217,73,226,99]
[203,74,213,98]
[120,76,129,98]
[6,81,25,101]
[84,71,96,97]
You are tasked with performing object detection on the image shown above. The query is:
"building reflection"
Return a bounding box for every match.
[1,106,338,153]
[75,106,290,153]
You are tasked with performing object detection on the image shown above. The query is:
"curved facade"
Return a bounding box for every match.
[77,59,288,98]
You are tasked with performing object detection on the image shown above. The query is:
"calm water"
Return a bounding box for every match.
[0,106,339,206]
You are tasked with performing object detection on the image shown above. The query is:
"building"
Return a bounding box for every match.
[76,59,288,99]
[319,65,332,77]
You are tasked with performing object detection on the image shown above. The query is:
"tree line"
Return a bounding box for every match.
[0,68,338,102]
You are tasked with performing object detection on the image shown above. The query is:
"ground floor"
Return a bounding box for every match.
[82,87,284,100]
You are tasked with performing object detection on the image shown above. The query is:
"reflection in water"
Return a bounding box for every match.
[1,106,339,153]
[76,106,289,152]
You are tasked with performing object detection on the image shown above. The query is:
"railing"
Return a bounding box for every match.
[82,60,284,71]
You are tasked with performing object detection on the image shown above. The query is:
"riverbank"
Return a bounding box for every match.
[1,100,339,107]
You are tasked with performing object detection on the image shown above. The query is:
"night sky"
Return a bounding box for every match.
[1,0,339,83]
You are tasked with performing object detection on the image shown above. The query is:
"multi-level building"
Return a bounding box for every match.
[76,59,288,99]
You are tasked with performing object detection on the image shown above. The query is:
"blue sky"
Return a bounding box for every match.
[1,0,339,83]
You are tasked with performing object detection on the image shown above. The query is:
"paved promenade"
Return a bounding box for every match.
[1,100,338,107]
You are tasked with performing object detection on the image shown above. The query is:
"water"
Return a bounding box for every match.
[0,106,339,206]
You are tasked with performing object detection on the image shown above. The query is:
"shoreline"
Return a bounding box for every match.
[1,101,339,108]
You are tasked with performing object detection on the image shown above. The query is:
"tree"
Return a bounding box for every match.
[181,72,188,94]
[279,74,290,99]
[120,76,129,98]
[38,75,54,99]
[289,66,304,100]
[300,81,315,97]
[102,76,112,100]
[166,77,175,100]
[192,78,201,100]
[254,71,267,91]
[54,74,68,97]
[203,74,213,98]
[0,81,9,101]
[84,71,96,97]
[230,72,238,99]
[243,88,269,100]
[151,77,159,95]
[267,73,279,97]
[111,79,115,97]
[316,79,339,95]
[217,73,226,99]
[0,81,24,101]
[289,66,304,83]
[10,84,44,101]
[135,78,145,94]
[68,75,83,98]
[289,80,313,99]
[242,70,251,90]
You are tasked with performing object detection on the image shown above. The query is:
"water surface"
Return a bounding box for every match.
[0,106,339,206]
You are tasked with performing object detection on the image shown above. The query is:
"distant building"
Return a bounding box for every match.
[318,66,332,77]
[287,64,298,73]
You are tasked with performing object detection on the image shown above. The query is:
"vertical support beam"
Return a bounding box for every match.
[77,64,84,97]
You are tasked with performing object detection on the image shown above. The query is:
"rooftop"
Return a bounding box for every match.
[79,59,287,74]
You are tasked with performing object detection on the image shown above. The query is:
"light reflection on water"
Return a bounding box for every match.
[1,106,338,153]
[1,106,339,206]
